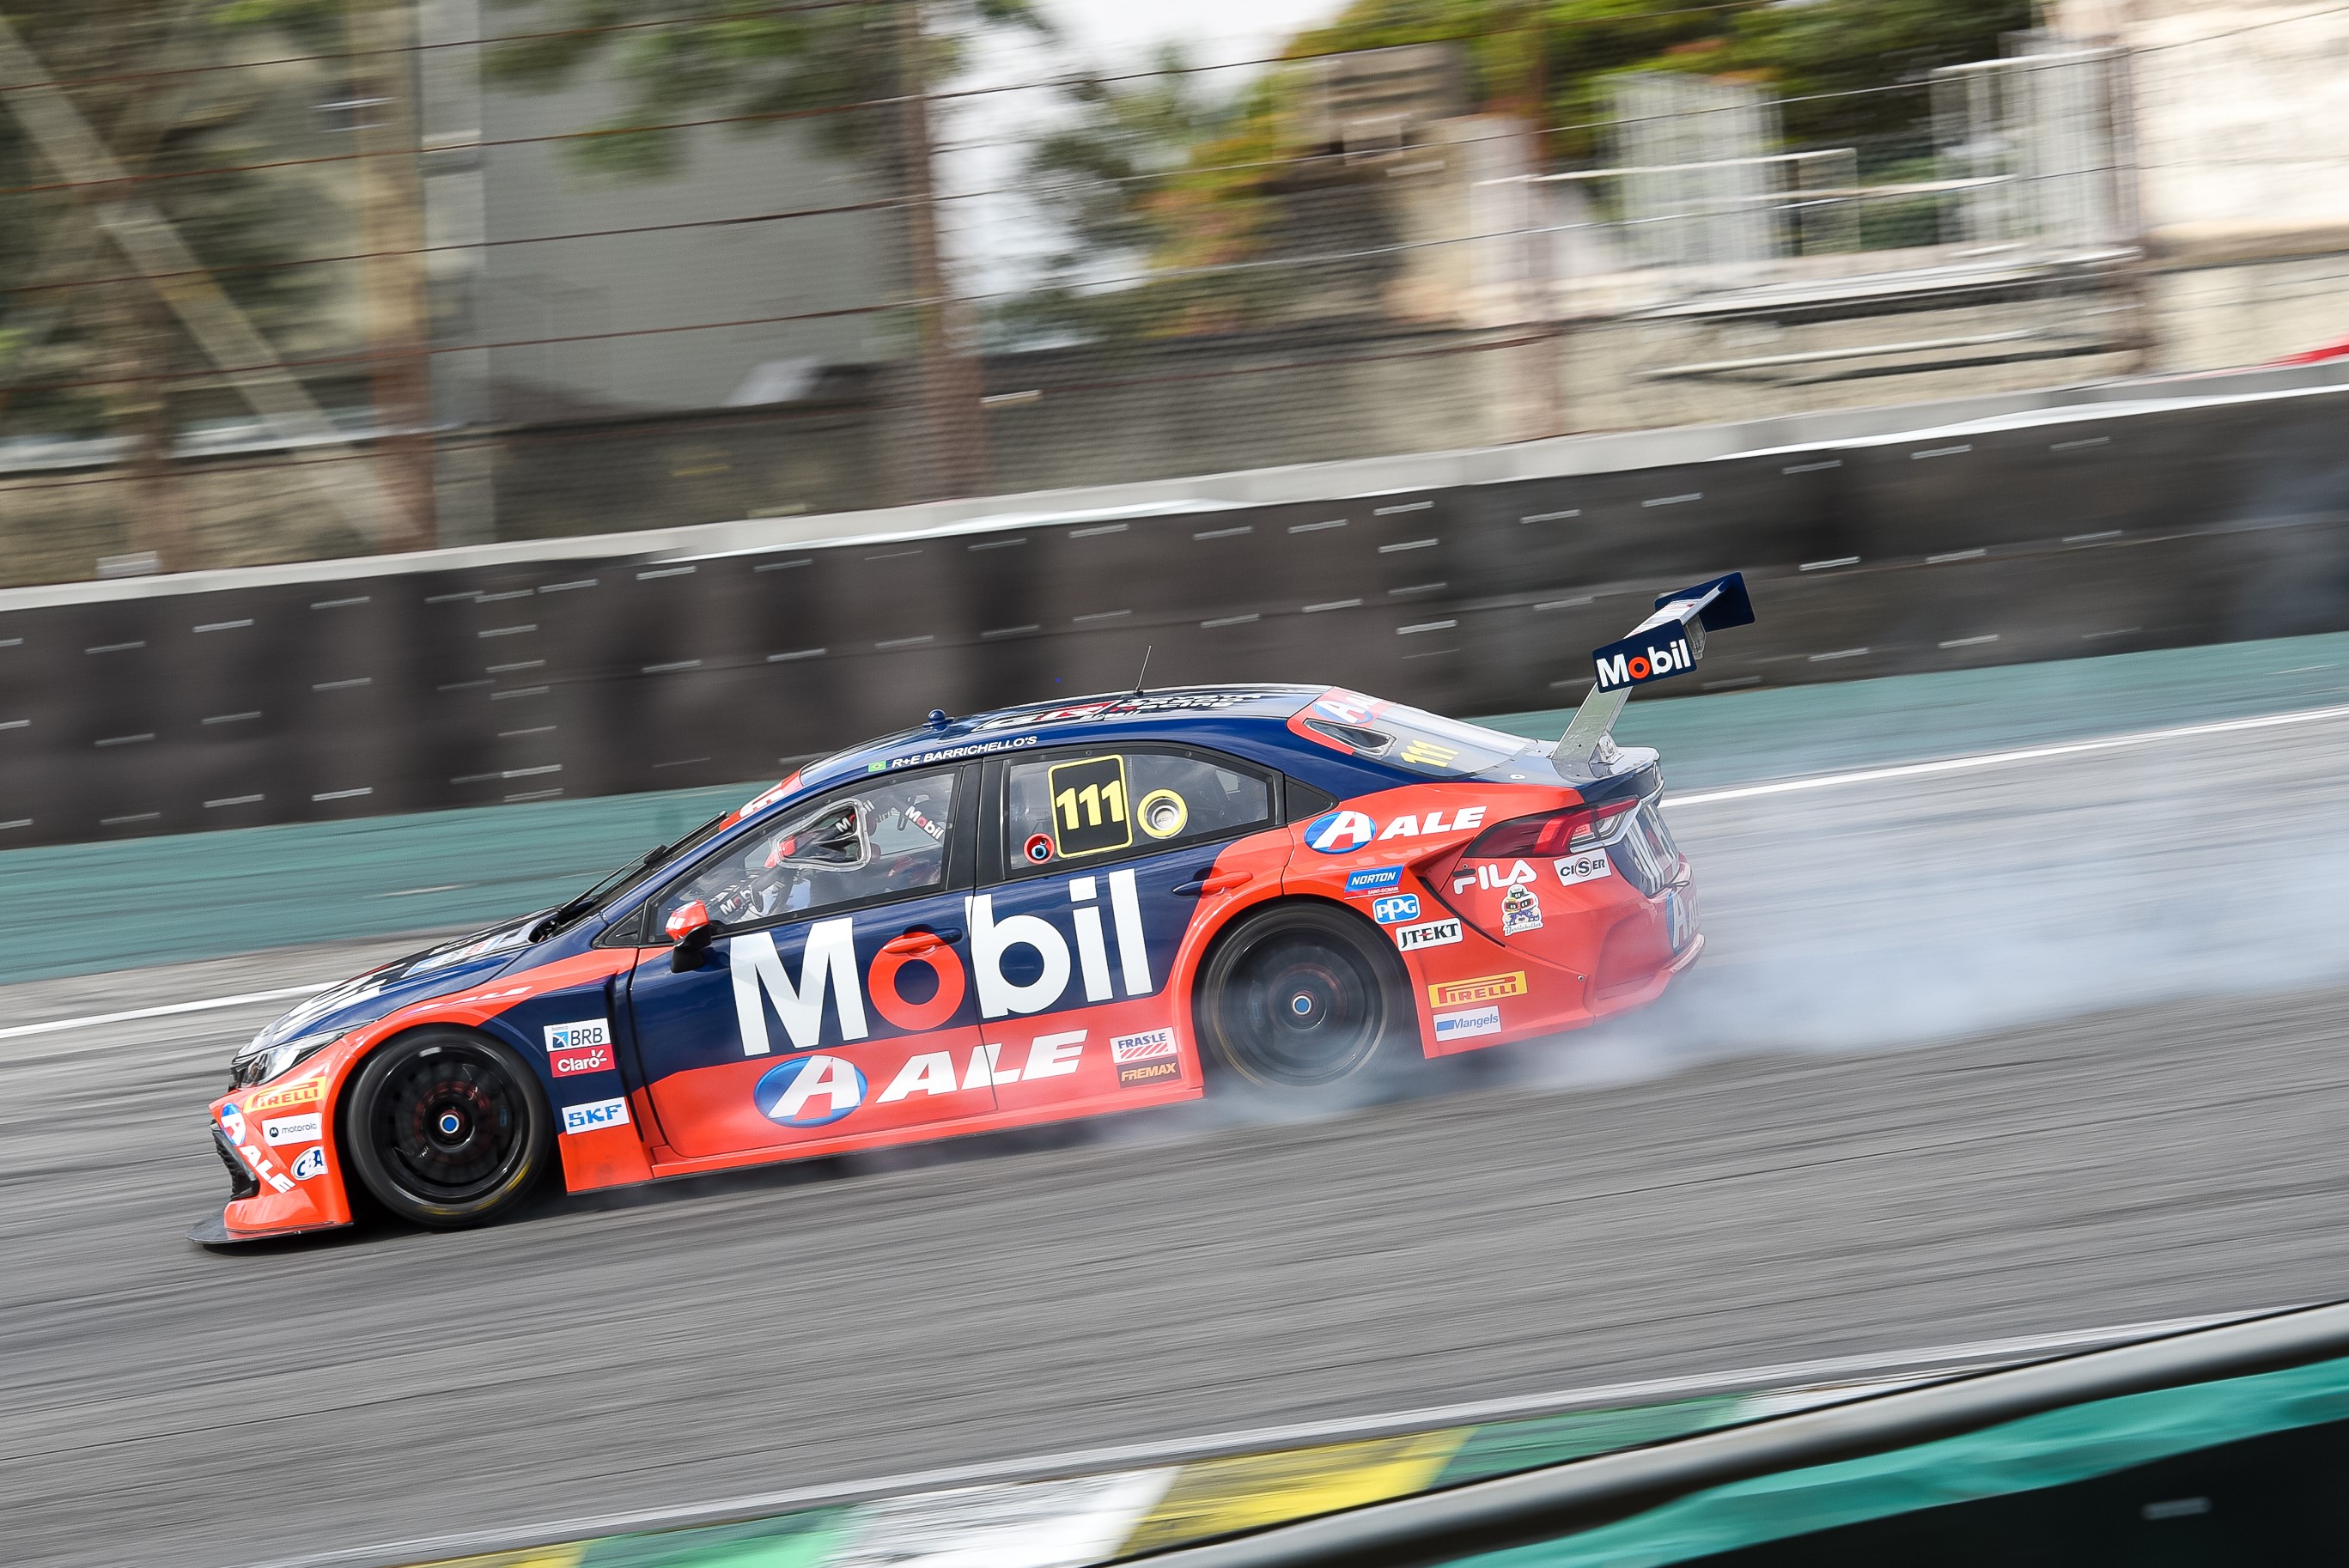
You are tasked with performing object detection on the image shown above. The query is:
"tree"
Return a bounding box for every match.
[484,0,1050,496]
[1001,0,2036,341]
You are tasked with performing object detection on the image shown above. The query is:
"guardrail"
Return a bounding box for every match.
[5,366,2348,849]
[253,1310,2271,1568]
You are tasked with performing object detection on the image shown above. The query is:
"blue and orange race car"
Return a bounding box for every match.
[195,574,1753,1240]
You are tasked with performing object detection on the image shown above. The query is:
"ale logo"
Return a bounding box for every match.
[754,1053,867,1127]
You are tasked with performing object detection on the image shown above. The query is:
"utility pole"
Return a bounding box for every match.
[347,0,435,550]
[897,0,989,498]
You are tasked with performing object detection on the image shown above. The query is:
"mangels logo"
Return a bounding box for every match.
[727,872,1155,1057]
[1592,634,1695,692]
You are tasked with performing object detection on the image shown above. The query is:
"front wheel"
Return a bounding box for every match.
[1196,903,1414,1098]
[342,1029,553,1228]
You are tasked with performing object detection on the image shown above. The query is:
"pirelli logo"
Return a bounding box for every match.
[1427,971,1527,1009]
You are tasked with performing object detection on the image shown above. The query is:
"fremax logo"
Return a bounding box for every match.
[1593,635,1694,691]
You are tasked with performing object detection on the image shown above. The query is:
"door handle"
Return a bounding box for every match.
[1171,870,1251,897]
[882,926,962,955]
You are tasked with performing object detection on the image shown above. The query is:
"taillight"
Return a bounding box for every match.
[1464,802,1637,860]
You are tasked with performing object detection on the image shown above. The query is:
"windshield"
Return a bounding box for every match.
[540,809,734,936]
[1299,690,1535,776]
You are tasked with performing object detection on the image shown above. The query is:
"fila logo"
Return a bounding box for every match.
[1452,859,1537,894]
[1304,806,1488,854]
[1593,636,1695,692]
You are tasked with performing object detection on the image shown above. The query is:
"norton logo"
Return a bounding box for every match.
[1593,636,1694,692]
[728,872,1155,1058]
[754,1054,867,1127]
[1304,807,1488,854]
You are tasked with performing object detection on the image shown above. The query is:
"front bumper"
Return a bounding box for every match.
[191,1116,352,1248]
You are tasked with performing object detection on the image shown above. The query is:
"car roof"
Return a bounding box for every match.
[793,684,1325,797]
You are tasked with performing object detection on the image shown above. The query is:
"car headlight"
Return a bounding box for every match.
[229,1030,344,1089]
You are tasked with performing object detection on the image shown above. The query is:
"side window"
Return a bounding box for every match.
[659,770,959,932]
[1003,748,1272,875]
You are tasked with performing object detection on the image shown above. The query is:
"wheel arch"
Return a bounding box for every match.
[1185,892,1421,1089]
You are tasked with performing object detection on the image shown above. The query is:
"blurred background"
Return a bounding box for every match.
[3,0,2344,575]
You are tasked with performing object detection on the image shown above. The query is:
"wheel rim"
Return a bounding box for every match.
[370,1044,531,1204]
[1219,931,1387,1086]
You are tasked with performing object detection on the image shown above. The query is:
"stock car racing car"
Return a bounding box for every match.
[195,574,1753,1240]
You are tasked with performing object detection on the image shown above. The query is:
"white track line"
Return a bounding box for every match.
[17,704,2349,1043]
[252,1305,2280,1568]
[0,982,327,1042]
[1668,701,2349,808]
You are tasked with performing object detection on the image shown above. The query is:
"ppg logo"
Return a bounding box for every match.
[1371,894,1421,925]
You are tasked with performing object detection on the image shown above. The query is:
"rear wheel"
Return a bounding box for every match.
[343,1030,552,1228]
[1196,903,1413,1097]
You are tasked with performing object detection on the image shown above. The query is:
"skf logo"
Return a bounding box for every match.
[1304,806,1487,854]
[1429,972,1528,1008]
[1592,635,1695,692]
[562,1097,630,1135]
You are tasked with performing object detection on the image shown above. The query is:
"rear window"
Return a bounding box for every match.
[1299,690,1533,777]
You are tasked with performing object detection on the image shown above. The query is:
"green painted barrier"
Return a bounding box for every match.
[9,632,2346,988]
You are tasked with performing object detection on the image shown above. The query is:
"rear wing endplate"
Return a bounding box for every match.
[1555,573,1754,776]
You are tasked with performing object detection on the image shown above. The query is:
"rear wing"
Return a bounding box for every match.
[1555,573,1754,776]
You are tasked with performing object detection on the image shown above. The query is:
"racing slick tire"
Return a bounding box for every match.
[1196,902,1414,1099]
[342,1028,554,1229]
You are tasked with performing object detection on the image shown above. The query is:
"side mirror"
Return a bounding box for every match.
[665,900,717,972]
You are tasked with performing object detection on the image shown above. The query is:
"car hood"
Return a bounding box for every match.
[251,913,549,1049]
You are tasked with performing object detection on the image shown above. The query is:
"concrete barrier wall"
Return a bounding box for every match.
[4,381,2346,848]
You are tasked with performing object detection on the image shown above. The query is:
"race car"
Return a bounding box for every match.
[195,574,1753,1240]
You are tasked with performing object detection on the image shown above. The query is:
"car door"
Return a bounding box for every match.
[974,744,1281,1113]
[625,765,992,1158]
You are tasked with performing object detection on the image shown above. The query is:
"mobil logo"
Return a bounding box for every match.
[1303,805,1488,854]
[1370,893,1420,925]
[754,1054,867,1127]
[726,871,1159,1059]
[1592,635,1695,692]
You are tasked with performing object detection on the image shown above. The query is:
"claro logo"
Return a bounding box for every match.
[727,872,1155,1057]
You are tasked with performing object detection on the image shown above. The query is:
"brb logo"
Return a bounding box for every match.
[1304,807,1488,854]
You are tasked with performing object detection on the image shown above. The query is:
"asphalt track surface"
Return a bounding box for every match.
[11,713,2349,1568]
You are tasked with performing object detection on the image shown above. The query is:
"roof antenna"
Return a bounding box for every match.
[1130,644,1153,696]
